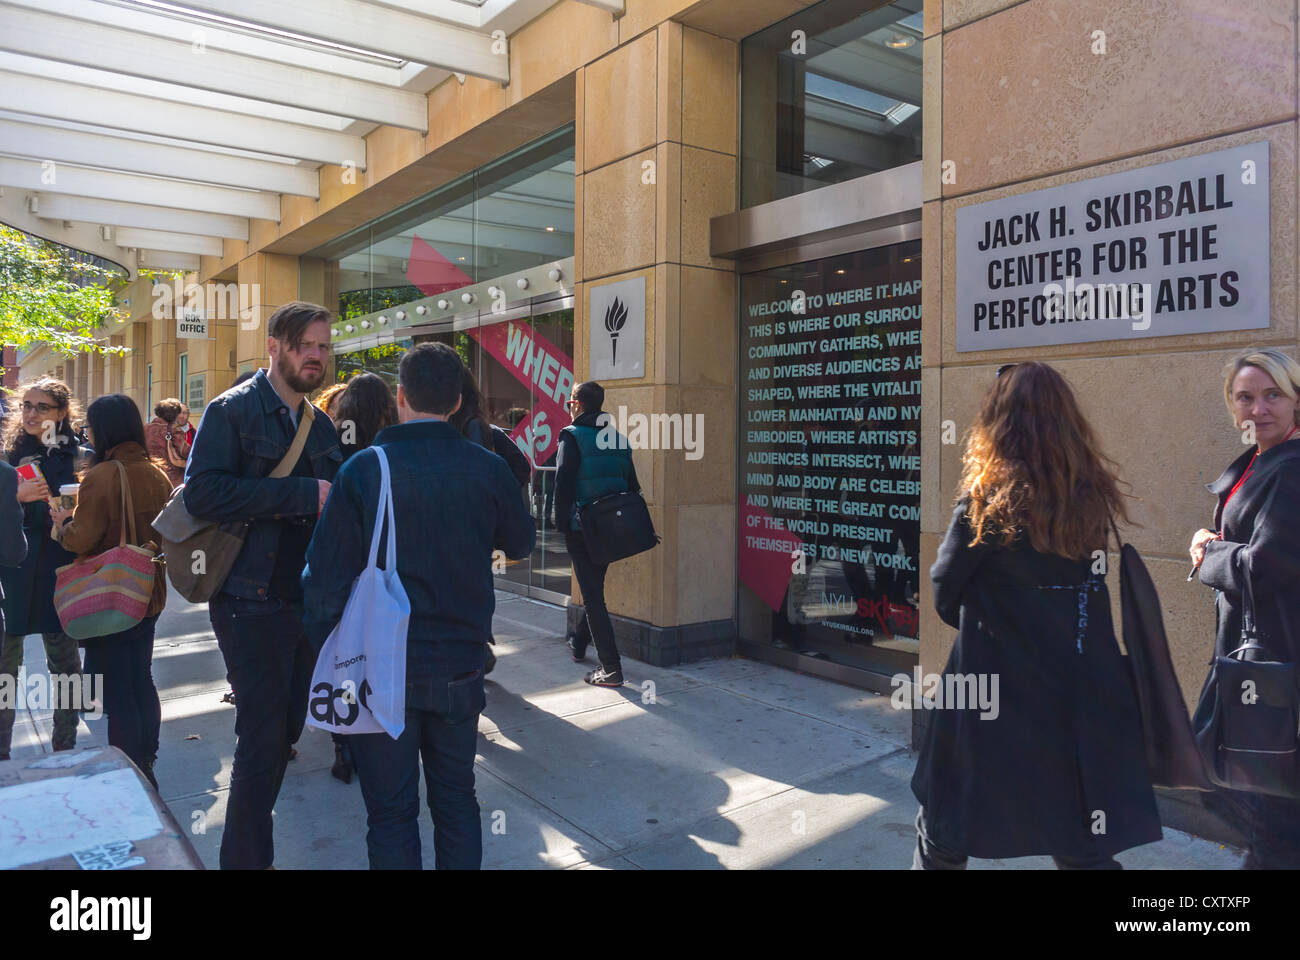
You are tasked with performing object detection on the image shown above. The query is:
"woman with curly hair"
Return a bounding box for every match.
[910,361,1161,869]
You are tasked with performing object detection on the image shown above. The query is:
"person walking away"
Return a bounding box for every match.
[50,396,173,787]
[183,301,341,870]
[322,372,398,783]
[554,380,640,687]
[1189,348,1300,869]
[303,343,534,869]
[145,398,193,488]
[449,371,532,677]
[911,361,1161,869]
[0,378,85,758]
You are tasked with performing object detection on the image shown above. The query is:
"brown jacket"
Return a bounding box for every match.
[58,442,174,617]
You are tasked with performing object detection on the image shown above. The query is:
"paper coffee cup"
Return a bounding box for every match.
[58,484,79,510]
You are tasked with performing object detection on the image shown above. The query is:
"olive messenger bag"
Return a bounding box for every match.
[152,402,315,603]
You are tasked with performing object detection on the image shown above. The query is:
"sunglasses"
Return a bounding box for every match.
[996,363,1019,378]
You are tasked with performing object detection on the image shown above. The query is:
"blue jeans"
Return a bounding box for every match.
[83,615,159,769]
[348,668,486,869]
[209,594,314,870]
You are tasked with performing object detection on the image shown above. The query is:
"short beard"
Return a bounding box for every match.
[277,352,324,394]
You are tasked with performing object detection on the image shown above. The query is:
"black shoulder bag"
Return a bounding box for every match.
[578,490,659,566]
[1192,552,1300,798]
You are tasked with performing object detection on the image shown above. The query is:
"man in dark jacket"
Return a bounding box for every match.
[0,460,28,759]
[302,343,534,869]
[554,380,639,687]
[183,301,341,870]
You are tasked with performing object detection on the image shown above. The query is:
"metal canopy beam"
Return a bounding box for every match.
[114,228,224,258]
[2,0,403,86]
[0,119,320,198]
[0,4,429,130]
[175,0,510,83]
[0,157,282,221]
[0,71,367,168]
[35,195,250,242]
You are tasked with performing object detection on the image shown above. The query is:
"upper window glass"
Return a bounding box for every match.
[305,126,574,321]
[741,0,922,208]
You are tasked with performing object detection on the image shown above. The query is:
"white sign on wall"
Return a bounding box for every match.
[955,141,1270,351]
[176,305,207,340]
[588,275,645,379]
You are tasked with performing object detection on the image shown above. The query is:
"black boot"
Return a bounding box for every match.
[331,741,353,784]
[140,757,159,791]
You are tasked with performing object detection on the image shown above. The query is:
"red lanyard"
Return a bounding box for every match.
[1225,424,1300,507]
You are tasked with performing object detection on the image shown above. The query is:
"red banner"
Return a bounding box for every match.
[469,319,574,464]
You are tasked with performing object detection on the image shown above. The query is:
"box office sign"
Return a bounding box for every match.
[954,141,1270,351]
[176,306,208,340]
[589,275,646,379]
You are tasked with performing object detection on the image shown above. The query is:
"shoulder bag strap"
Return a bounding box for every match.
[113,459,138,547]
[1239,548,1259,640]
[364,446,396,571]
[269,401,316,479]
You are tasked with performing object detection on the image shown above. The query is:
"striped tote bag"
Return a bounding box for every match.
[54,460,158,640]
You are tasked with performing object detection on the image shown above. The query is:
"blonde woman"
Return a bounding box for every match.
[1190,348,1300,869]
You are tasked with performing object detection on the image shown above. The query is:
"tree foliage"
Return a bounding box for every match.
[0,225,129,355]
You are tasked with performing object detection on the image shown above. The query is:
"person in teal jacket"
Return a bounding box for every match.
[554,380,639,687]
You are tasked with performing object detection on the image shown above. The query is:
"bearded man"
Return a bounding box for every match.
[184,300,342,870]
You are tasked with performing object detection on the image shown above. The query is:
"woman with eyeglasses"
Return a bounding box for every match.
[910,361,1161,869]
[1190,348,1300,869]
[0,378,87,760]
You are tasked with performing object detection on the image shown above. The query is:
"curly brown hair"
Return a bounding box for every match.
[959,362,1132,560]
[3,377,83,457]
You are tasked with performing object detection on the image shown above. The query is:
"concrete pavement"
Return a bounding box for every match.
[7,586,1245,869]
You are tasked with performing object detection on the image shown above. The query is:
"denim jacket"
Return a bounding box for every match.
[182,369,341,600]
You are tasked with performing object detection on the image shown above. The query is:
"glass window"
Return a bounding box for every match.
[741,0,922,208]
[738,240,921,673]
[308,126,574,323]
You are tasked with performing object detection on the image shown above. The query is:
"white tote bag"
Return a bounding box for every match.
[306,446,410,739]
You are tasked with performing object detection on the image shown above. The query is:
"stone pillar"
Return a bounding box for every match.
[575,22,740,665]
[237,252,300,373]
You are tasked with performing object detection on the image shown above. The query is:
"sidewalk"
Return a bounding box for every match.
[9,586,1245,869]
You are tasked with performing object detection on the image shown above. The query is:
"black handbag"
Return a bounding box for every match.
[1192,553,1300,798]
[1119,543,1212,790]
[578,490,660,565]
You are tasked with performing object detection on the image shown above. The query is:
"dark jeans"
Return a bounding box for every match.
[210,594,314,870]
[83,616,160,770]
[912,807,1122,870]
[348,669,486,869]
[0,630,83,754]
[565,531,620,672]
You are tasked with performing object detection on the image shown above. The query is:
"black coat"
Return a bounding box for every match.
[0,436,78,636]
[1198,439,1300,663]
[0,461,29,637]
[911,501,1162,859]
[1193,438,1300,865]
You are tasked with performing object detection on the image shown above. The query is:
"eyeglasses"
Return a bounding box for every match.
[22,401,59,415]
[565,399,581,408]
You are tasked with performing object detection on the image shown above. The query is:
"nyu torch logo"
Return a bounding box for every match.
[604,297,628,367]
